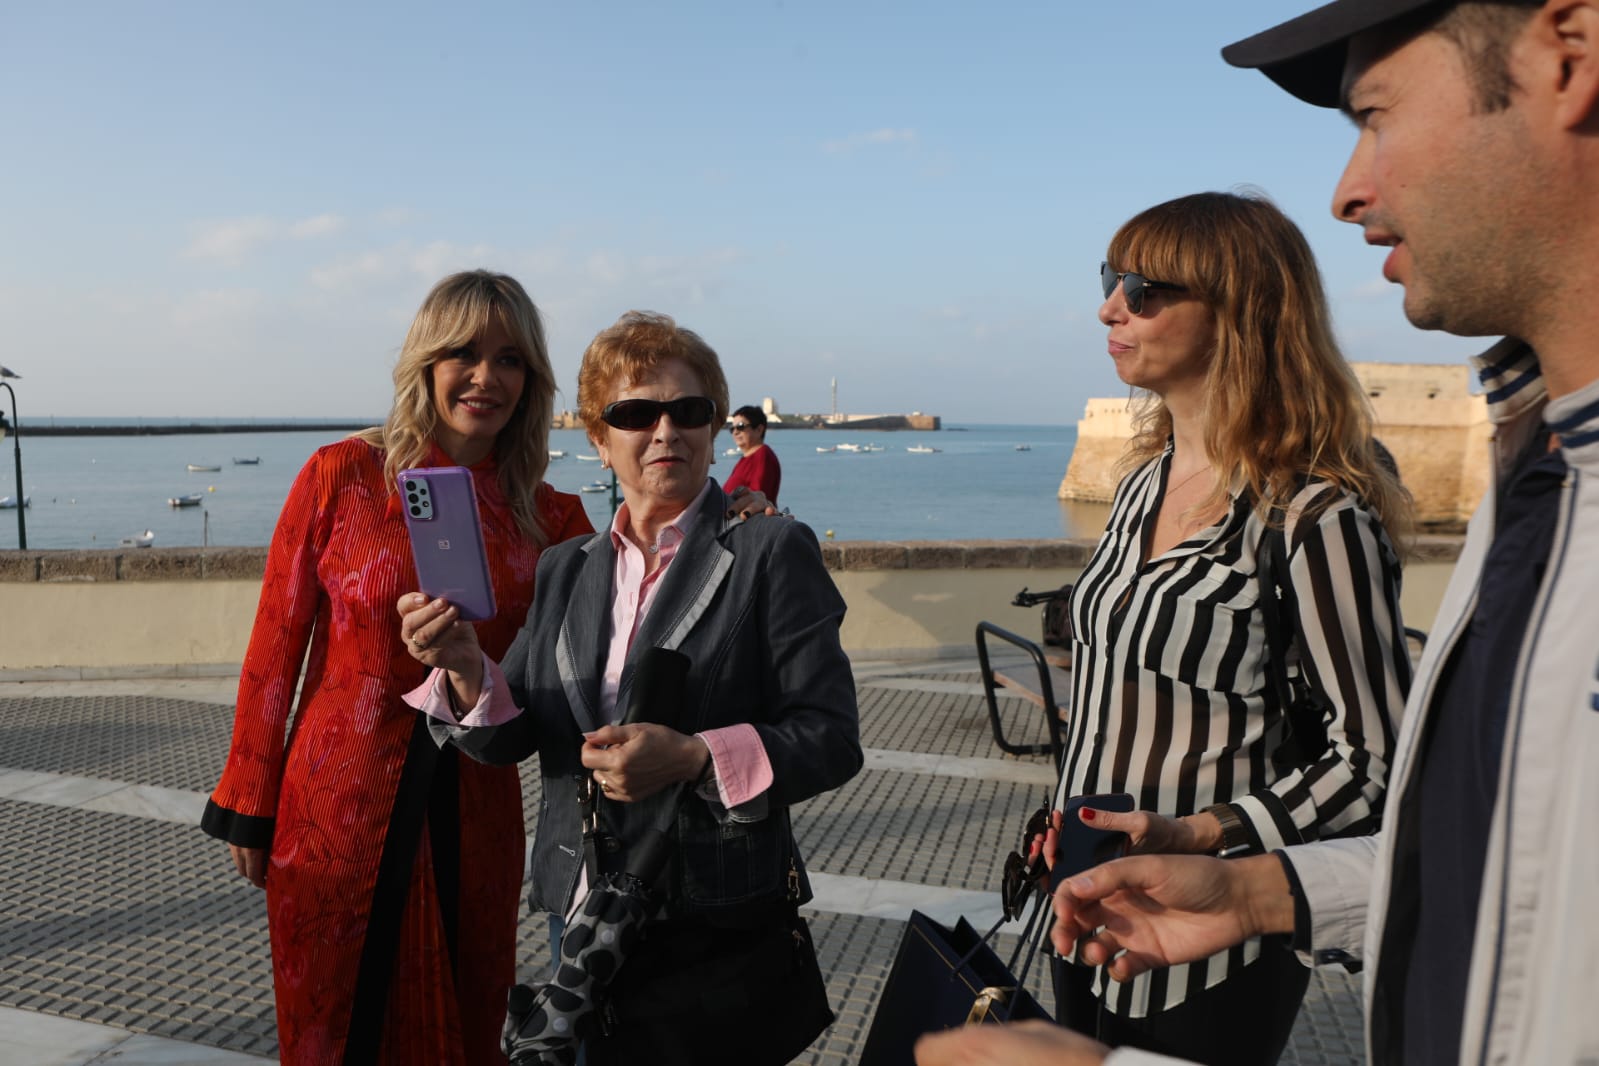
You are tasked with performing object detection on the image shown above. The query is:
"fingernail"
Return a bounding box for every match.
[1081,808,1097,822]
[1069,875,1092,892]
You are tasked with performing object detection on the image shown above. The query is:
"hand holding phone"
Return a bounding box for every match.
[1050,792,1134,891]
[398,467,496,621]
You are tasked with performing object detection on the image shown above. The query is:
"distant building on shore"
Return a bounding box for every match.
[1058,362,1488,531]
[555,394,941,432]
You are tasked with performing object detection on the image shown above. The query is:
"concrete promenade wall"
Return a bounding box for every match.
[0,538,1463,679]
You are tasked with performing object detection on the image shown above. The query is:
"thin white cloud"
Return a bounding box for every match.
[182,217,278,262]
[289,213,345,239]
[822,127,918,154]
[183,213,347,263]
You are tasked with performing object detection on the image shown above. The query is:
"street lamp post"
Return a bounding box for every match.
[0,379,25,549]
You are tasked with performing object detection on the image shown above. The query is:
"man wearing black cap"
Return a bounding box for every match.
[916,2,1599,1064]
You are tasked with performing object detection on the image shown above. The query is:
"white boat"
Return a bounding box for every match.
[576,453,603,462]
[0,495,29,509]
[187,464,221,472]
[168,494,203,507]
[579,481,609,493]
[861,443,886,452]
[722,447,740,457]
[119,530,155,548]
[232,457,261,465]
[548,449,567,460]
[1014,444,1031,452]
[906,445,940,454]
[816,446,836,454]
[835,443,862,453]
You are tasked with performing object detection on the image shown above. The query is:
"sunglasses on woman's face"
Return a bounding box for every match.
[600,396,716,431]
[729,422,754,433]
[1101,261,1187,315]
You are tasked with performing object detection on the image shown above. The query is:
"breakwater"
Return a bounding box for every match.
[18,421,376,437]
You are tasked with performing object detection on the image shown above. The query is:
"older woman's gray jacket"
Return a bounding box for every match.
[435,481,862,922]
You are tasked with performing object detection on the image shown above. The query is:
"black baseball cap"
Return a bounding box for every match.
[1221,0,1454,108]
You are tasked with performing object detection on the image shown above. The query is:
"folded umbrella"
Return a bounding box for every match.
[502,858,662,1065]
[503,647,689,1064]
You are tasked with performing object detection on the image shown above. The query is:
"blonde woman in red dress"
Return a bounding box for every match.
[203,271,594,1065]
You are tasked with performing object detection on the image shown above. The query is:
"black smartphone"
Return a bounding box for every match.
[1051,792,1134,890]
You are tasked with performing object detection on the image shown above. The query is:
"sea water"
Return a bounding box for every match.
[2,424,1112,550]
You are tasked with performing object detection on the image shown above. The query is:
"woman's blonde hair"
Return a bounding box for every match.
[1108,191,1412,545]
[575,311,729,442]
[355,270,557,544]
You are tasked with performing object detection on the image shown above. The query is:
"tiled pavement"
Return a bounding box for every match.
[0,659,1364,1065]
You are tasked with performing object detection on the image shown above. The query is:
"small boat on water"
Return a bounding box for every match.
[168,493,204,507]
[906,444,940,454]
[576,453,603,462]
[232,457,261,465]
[579,481,609,493]
[816,446,836,454]
[0,495,29,509]
[722,447,740,457]
[861,443,886,452]
[548,449,567,460]
[1014,444,1031,452]
[187,463,221,472]
[119,530,155,548]
[835,443,861,453]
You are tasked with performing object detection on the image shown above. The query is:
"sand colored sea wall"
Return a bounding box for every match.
[0,536,1461,677]
[1059,362,1490,529]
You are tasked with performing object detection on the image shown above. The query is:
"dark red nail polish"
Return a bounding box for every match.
[1081,808,1097,822]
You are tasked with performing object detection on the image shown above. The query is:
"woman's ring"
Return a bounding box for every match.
[411,635,427,650]
[598,775,613,793]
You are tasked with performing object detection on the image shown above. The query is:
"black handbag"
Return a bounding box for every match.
[858,900,1055,1066]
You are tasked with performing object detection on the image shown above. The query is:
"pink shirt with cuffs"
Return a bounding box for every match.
[403,479,774,810]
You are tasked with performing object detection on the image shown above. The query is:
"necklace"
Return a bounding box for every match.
[1165,464,1213,496]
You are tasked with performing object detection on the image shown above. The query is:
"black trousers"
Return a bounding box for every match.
[1052,946,1310,1066]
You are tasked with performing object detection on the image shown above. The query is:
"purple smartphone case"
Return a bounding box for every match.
[1051,792,1134,889]
[397,467,496,621]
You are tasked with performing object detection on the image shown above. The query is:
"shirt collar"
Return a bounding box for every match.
[608,479,715,556]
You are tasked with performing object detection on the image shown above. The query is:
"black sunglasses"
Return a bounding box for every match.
[1101,261,1187,315]
[729,422,755,432]
[1000,806,1052,922]
[601,396,716,431]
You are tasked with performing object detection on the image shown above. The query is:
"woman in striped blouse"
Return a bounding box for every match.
[1046,191,1413,1065]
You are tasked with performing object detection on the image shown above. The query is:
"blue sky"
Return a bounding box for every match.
[1,1,1485,425]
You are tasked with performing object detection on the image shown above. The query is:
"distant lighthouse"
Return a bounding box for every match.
[830,377,838,418]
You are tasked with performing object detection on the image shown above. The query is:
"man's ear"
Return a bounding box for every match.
[1546,0,1599,129]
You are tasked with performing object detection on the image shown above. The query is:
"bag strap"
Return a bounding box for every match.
[1256,504,1326,771]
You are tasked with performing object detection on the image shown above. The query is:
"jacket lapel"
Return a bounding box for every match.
[555,531,615,733]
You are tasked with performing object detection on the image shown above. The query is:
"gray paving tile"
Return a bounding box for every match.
[0,667,1367,1065]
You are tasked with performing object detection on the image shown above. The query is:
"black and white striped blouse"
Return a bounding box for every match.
[1051,441,1410,1018]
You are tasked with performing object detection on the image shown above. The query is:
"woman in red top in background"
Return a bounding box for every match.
[202,271,594,1065]
[723,404,781,504]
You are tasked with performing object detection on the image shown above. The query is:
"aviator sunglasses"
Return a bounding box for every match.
[600,395,717,431]
[1101,261,1187,315]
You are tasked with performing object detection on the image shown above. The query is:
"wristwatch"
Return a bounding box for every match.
[1203,803,1252,857]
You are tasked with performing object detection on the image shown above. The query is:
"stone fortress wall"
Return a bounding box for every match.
[1059,362,1489,529]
